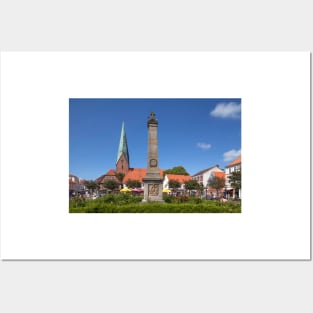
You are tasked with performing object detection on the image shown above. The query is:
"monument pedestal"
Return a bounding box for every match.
[142,177,164,203]
[142,112,164,203]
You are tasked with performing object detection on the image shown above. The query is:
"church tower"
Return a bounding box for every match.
[116,121,130,175]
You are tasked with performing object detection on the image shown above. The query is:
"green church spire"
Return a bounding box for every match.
[116,121,129,165]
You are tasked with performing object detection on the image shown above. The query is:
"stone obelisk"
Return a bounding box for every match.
[142,112,164,202]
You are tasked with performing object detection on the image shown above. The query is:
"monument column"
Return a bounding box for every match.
[142,112,164,202]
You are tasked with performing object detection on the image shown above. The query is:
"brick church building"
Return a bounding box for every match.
[96,122,162,190]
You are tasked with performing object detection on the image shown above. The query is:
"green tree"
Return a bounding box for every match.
[198,182,205,197]
[126,179,142,188]
[103,180,120,191]
[184,180,200,194]
[207,176,225,197]
[163,166,189,176]
[169,179,181,189]
[228,170,241,195]
[84,180,99,192]
[116,172,125,182]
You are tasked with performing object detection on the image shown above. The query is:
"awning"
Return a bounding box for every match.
[162,189,171,193]
[132,188,144,193]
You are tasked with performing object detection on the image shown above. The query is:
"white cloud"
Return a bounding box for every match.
[197,142,211,150]
[210,102,241,119]
[223,149,241,161]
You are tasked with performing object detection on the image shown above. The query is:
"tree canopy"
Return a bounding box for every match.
[84,180,99,191]
[116,172,125,182]
[125,179,142,188]
[103,180,120,191]
[228,170,241,191]
[163,166,190,176]
[207,176,225,193]
[184,180,200,191]
[168,179,181,189]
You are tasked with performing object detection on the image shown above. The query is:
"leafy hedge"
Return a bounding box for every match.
[69,194,241,213]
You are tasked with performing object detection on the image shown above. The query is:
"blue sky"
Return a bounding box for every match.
[69,99,241,180]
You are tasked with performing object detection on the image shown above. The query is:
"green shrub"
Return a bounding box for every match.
[176,195,189,203]
[163,195,174,203]
[70,202,241,213]
[100,194,116,204]
[188,196,203,204]
[69,194,241,213]
[96,193,142,205]
[69,197,86,208]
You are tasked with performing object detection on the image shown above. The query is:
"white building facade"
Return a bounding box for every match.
[163,174,191,190]
[225,155,241,199]
[192,165,225,197]
[192,165,224,186]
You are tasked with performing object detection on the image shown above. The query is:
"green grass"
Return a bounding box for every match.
[69,194,241,213]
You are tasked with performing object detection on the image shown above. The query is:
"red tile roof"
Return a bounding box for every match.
[213,171,225,179]
[226,155,241,167]
[106,169,116,176]
[95,175,105,183]
[95,169,117,183]
[123,168,164,183]
[166,174,191,183]
[123,168,146,182]
[96,168,165,184]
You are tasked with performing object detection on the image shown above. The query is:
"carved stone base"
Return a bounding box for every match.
[142,177,164,202]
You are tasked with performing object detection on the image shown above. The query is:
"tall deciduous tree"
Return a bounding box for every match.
[126,179,141,188]
[207,176,225,197]
[163,166,190,176]
[84,180,99,192]
[184,180,200,194]
[103,180,120,191]
[116,172,125,182]
[169,179,181,189]
[198,182,204,197]
[228,170,241,195]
